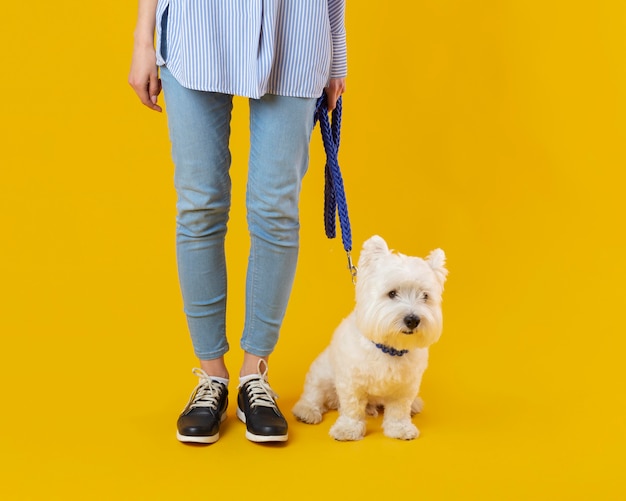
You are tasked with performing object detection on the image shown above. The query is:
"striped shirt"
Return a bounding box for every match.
[155,0,347,99]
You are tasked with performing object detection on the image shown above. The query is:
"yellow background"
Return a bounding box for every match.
[1,1,625,499]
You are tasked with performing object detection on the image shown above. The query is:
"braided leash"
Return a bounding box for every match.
[314,93,357,283]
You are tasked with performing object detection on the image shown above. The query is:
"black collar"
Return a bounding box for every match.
[373,342,409,357]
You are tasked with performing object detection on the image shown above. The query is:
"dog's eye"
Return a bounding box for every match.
[388,290,398,299]
[422,292,430,302]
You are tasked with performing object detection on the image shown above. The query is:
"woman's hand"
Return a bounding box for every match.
[128,43,162,113]
[325,78,346,112]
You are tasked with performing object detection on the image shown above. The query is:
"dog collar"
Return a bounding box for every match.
[373,342,409,357]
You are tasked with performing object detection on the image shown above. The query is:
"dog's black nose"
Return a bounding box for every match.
[404,314,420,330]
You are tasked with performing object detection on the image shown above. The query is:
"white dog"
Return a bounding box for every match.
[292,235,447,440]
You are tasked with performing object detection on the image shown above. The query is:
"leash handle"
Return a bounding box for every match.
[315,93,357,282]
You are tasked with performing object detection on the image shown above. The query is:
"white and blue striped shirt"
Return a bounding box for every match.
[155,0,347,99]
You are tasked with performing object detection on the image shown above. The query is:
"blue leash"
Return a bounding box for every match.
[314,93,357,282]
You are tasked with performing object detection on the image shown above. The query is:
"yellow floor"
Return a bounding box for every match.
[2,2,625,499]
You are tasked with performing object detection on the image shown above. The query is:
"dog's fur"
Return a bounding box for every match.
[292,235,447,440]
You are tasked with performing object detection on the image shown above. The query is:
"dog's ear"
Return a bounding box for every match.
[358,235,390,269]
[427,248,448,287]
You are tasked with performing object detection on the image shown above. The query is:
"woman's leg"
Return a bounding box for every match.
[161,67,234,369]
[241,94,317,364]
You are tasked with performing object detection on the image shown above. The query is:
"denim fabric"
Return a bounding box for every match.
[161,67,316,359]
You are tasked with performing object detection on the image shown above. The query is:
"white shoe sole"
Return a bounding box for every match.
[176,412,227,444]
[236,407,288,443]
[176,431,220,444]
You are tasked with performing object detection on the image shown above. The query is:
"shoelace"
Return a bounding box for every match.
[240,359,280,410]
[243,377,280,410]
[185,368,224,412]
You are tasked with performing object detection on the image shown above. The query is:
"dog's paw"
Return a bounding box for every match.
[329,416,366,441]
[292,400,323,424]
[410,396,424,416]
[383,420,420,440]
[365,403,379,417]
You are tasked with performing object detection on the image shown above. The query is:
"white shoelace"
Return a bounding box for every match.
[240,360,280,410]
[243,378,280,410]
[184,368,225,412]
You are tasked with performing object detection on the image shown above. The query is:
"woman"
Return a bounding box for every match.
[128,0,347,444]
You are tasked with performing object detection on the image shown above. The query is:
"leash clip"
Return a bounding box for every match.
[346,252,358,285]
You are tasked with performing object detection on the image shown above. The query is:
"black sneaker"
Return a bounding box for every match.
[237,363,288,443]
[176,369,228,444]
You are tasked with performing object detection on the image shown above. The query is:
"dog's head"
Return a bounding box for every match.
[354,235,447,351]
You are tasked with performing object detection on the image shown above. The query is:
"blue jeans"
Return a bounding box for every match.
[161,67,317,360]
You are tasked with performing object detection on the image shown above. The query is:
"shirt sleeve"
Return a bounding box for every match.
[328,0,347,78]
